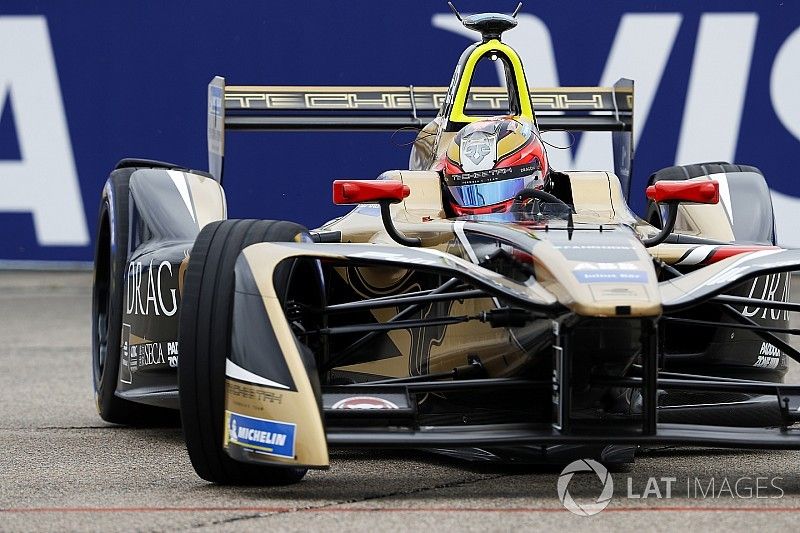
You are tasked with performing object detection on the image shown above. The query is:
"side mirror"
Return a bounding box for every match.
[643,179,719,248]
[645,180,719,205]
[333,180,410,205]
[332,179,420,247]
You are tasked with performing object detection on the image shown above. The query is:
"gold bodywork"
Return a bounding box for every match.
[184,171,227,229]
[324,170,662,312]
[223,246,329,467]
[217,30,742,469]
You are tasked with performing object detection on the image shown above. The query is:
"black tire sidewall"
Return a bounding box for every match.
[92,168,177,425]
[92,170,132,422]
[179,219,311,485]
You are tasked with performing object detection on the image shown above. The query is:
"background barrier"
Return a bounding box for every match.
[1,1,798,262]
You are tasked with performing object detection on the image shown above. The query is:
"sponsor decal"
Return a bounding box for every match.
[574,270,648,284]
[460,130,497,172]
[573,262,639,271]
[331,396,400,410]
[227,381,284,405]
[754,342,782,369]
[226,411,296,459]
[462,136,491,166]
[760,342,782,357]
[589,285,649,302]
[741,273,791,321]
[444,162,540,186]
[129,340,179,372]
[125,260,179,317]
[552,345,564,430]
[597,287,635,296]
[226,89,451,110]
[168,339,179,368]
[557,245,634,251]
[209,85,223,117]
[131,342,164,369]
[556,245,638,262]
[119,323,132,384]
[355,204,381,217]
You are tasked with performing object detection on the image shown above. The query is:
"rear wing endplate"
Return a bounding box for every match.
[207,77,634,194]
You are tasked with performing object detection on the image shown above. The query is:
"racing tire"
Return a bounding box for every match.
[645,162,776,244]
[92,168,177,425]
[179,219,311,485]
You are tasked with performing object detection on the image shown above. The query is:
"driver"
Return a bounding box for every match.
[441,116,571,215]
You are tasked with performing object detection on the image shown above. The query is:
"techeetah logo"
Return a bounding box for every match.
[463,136,492,165]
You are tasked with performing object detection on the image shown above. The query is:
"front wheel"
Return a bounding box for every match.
[178,219,311,485]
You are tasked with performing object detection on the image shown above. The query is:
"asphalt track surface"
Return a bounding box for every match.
[2,271,800,532]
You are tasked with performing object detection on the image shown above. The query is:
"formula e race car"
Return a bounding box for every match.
[92,9,800,485]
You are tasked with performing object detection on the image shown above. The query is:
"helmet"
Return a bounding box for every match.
[443,117,549,215]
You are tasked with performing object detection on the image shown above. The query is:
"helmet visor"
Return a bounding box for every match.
[444,162,543,208]
[448,176,531,208]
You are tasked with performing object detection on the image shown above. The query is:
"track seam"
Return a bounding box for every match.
[173,472,510,531]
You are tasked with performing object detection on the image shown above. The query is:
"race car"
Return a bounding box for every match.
[92,9,800,485]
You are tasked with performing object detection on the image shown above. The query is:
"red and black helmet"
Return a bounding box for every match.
[443,116,549,215]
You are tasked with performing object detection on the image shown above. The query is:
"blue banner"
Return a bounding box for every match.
[1,1,798,261]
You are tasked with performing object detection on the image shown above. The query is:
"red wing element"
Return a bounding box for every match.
[646,180,720,204]
[708,245,780,263]
[675,245,781,266]
[333,180,410,205]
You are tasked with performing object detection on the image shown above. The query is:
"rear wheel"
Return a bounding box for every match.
[92,168,176,425]
[179,219,311,485]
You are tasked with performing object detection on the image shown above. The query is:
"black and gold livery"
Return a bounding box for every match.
[94,11,800,485]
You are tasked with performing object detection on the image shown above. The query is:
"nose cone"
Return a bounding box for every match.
[530,226,662,317]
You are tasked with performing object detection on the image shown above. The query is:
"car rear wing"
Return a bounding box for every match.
[207,77,634,194]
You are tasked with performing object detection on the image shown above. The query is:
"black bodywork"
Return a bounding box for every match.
[107,162,800,460]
